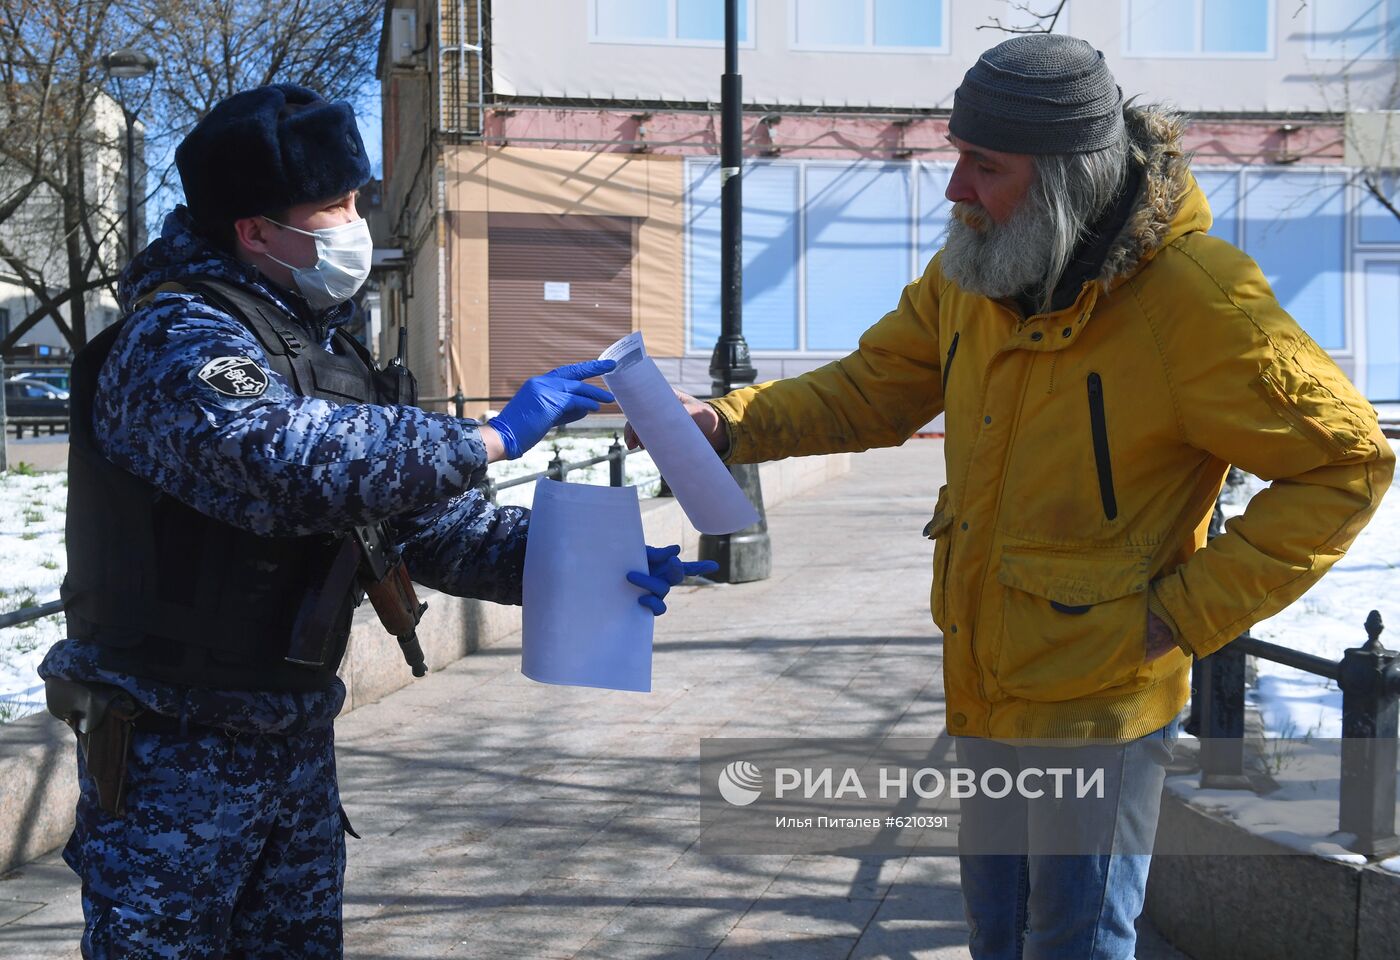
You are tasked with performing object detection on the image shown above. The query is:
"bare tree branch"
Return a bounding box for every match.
[1363,176,1400,221]
[979,0,1068,34]
[0,0,383,348]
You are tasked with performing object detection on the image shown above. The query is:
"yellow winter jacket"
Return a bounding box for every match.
[710,109,1394,740]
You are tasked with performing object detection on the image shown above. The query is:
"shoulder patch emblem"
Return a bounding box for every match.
[197,356,269,398]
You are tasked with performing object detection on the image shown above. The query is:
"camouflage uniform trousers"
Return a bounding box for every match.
[63,722,347,958]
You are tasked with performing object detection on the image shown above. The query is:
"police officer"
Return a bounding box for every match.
[39,84,712,957]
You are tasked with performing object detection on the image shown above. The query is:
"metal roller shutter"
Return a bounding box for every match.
[488,213,634,399]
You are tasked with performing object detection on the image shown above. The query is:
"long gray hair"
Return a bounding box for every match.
[1024,126,1134,312]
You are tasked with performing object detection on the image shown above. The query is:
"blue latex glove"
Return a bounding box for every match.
[627,545,719,617]
[488,360,617,459]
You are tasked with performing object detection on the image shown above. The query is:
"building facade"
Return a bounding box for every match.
[376,0,1400,415]
[0,91,138,358]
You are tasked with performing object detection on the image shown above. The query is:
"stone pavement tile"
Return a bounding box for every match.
[348,922,573,960]
[893,854,963,886]
[0,854,84,960]
[762,855,906,902]
[597,899,750,949]
[0,897,44,925]
[573,938,712,959]
[651,851,790,902]
[496,798,635,832]
[463,822,602,862]
[731,892,882,939]
[345,847,562,925]
[539,758,688,805]
[710,927,860,959]
[868,882,966,925]
[458,877,648,953]
[548,815,705,883]
[849,920,972,959]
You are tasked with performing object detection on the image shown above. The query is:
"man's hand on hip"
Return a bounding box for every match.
[1145,611,1179,663]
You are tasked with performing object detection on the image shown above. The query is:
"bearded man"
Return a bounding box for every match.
[651,34,1393,959]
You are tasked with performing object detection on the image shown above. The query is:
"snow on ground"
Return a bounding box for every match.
[489,431,659,508]
[1165,743,1376,865]
[0,469,68,721]
[1219,468,1399,741]
[0,433,658,721]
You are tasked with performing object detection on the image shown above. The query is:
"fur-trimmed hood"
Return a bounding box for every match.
[1095,105,1206,287]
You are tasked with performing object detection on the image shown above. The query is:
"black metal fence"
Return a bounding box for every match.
[9,417,68,439]
[1183,495,1400,857]
[1184,613,1400,857]
[479,434,647,503]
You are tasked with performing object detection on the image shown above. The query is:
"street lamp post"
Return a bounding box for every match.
[698,0,771,583]
[101,48,157,265]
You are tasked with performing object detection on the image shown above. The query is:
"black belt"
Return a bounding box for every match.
[131,711,222,736]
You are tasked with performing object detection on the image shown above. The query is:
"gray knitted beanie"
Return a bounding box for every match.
[949,34,1124,155]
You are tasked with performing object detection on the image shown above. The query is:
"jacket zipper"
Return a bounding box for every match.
[941,332,960,395]
[1086,372,1118,521]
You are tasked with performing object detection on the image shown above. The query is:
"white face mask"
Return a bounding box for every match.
[263,216,373,311]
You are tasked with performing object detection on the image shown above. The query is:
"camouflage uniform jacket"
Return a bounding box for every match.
[39,207,529,734]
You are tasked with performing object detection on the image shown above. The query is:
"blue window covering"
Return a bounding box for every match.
[677,0,747,41]
[1311,0,1400,59]
[1359,175,1400,245]
[804,164,914,351]
[596,0,668,39]
[874,0,940,47]
[1127,0,1195,54]
[917,163,953,271]
[1243,172,1348,350]
[1203,0,1270,53]
[1127,0,1269,54]
[688,162,801,352]
[1192,168,1241,245]
[794,0,866,46]
[1363,260,1400,400]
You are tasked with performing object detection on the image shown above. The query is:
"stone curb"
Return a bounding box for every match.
[0,453,849,874]
[1146,770,1400,959]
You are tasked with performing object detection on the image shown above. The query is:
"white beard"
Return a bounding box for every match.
[940,196,1057,303]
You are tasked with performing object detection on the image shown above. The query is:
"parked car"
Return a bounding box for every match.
[10,369,70,398]
[4,378,70,418]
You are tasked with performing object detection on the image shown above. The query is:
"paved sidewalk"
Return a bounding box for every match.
[0,441,1191,958]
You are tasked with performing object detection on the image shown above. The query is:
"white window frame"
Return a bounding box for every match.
[589,0,757,48]
[1307,0,1399,61]
[683,159,1373,363]
[1354,174,1400,246]
[1353,253,1400,400]
[1121,0,1276,60]
[788,0,950,56]
[683,156,943,359]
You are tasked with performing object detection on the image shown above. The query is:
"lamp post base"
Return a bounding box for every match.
[698,462,771,583]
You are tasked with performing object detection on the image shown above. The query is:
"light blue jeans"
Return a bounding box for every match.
[954,720,1178,960]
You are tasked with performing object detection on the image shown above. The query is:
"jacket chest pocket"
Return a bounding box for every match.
[994,547,1150,701]
[924,485,955,629]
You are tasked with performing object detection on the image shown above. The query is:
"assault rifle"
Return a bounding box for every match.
[285,324,429,677]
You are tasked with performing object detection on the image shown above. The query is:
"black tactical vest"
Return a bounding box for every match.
[62,278,408,693]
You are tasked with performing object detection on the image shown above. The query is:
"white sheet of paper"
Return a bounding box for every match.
[600,332,760,535]
[521,479,654,692]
